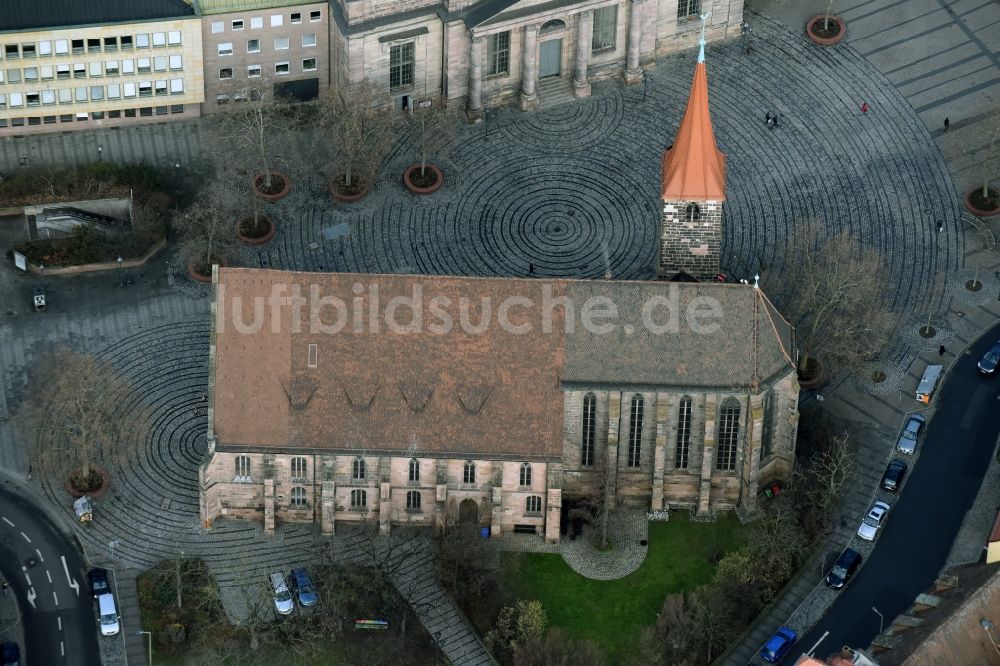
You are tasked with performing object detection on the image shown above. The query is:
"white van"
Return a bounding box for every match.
[97,593,120,636]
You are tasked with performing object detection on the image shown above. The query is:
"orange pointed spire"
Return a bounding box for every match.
[661,38,727,201]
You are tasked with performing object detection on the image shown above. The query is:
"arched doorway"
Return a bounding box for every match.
[459,498,479,524]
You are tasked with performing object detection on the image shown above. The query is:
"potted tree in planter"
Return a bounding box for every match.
[213,75,294,202]
[172,182,240,282]
[403,103,458,195]
[963,107,1000,216]
[26,348,149,497]
[807,0,846,45]
[318,80,397,202]
[773,222,896,387]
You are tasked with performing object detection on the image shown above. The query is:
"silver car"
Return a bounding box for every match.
[269,572,294,615]
[896,414,925,455]
[857,501,890,541]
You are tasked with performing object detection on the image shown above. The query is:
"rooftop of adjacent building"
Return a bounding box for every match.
[195,0,324,15]
[0,0,196,33]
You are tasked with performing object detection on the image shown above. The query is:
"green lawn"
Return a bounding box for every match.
[508,511,746,661]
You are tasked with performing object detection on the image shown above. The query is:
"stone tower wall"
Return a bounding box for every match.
[658,199,723,279]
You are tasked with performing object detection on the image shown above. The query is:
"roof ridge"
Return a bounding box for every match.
[755,288,796,367]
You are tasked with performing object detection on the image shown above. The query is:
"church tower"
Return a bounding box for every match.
[658,27,727,280]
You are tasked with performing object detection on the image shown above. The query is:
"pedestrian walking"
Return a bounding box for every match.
[528,262,534,275]
[861,102,869,113]
[939,344,946,355]
[943,117,949,132]
[772,115,779,129]
[937,220,944,233]
[765,111,772,125]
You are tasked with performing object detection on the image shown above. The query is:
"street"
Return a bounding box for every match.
[799,323,1000,661]
[0,478,101,666]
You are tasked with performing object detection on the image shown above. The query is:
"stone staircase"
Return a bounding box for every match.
[536,76,576,110]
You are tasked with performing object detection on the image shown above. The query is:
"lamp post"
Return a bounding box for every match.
[434,630,442,665]
[138,630,152,666]
[642,71,652,102]
[740,21,752,53]
[97,146,103,162]
[117,256,124,287]
[981,619,1000,657]
[871,606,884,634]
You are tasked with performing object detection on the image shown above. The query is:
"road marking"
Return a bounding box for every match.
[1,517,13,527]
[35,549,44,563]
[26,587,36,610]
[52,590,59,606]
[60,641,64,657]
[807,631,830,656]
[46,570,52,584]
[60,556,80,596]
[24,573,31,587]
[58,616,62,631]
[20,531,31,543]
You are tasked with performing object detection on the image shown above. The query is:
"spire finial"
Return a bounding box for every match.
[698,11,712,63]
[753,274,760,289]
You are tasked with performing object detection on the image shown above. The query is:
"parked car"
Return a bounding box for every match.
[97,592,120,636]
[269,572,294,615]
[857,502,890,541]
[881,460,908,492]
[290,568,318,607]
[896,414,926,455]
[759,626,798,663]
[978,340,1000,375]
[826,548,863,589]
[88,567,110,599]
[1,641,19,666]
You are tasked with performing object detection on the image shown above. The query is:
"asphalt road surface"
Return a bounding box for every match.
[797,323,1000,661]
[0,479,100,666]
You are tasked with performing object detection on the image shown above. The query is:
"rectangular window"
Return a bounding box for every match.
[169,55,182,70]
[90,86,103,101]
[26,92,40,107]
[120,36,133,50]
[270,15,283,27]
[251,17,263,29]
[139,107,152,117]
[592,6,618,52]
[74,87,87,102]
[302,34,316,47]
[105,61,119,76]
[38,41,52,56]
[218,43,233,56]
[211,21,224,34]
[55,40,68,55]
[59,114,72,122]
[675,398,691,470]
[75,112,88,120]
[275,62,289,75]
[247,39,260,53]
[232,20,244,31]
[154,80,167,96]
[247,64,261,78]
[137,58,151,74]
[0,71,4,84]
[581,393,596,466]
[7,69,21,84]
[71,39,83,54]
[760,393,775,461]
[302,58,316,72]
[219,67,233,80]
[136,34,150,48]
[109,110,121,118]
[123,82,136,98]
[155,105,167,115]
[152,33,166,47]
[677,0,700,20]
[56,64,70,79]
[124,108,136,117]
[627,395,643,468]
[0,95,6,109]
[72,63,85,78]
[168,31,182,46]
[487,32,510,77]
[716,401,740,472]
[216,93,229,104]
[122,60,135,75]
[170,104,184,114]
[139,81,152,97]
[104,37,118,51]
[89,62,102,77]
[41,90,55,105]
[274,37,289,50]
[107,84,120,99]
[310,10,321,21]
[8,92,22,106]
[4,45,19,58]
[43,115,56,124]
[22,44,36,58]
[290,12,301,24]
[87,38,101,53]
[58,88,72,103]
[24,67,37,81]
[26,117,40,126]
[12,117,25,127]
[389,42,414,89]
[154,56,167,72]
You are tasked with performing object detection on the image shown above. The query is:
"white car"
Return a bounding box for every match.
[269,572,294,615]
[97,593,120,636]
[857,501,890,541]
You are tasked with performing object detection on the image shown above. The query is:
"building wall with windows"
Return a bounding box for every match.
[199,1,329,110]
[0,19,204,136]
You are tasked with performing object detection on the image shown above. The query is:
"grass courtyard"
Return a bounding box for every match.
[507,511,746,661]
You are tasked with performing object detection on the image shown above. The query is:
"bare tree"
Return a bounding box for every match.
[318,79,397,194]
[26,348,147,492]
[172,181,240,274]
[773,225,897,378]
[961,106,1000,206]
[405,102,460,180]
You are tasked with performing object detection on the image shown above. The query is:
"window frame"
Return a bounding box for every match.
[716,398,741,472]
[350,488,367,510]
[406,490,421,511]
[463,461,476,484]
[678,0,701,20]
[486,31,510,77]
[302,33,317,48]
[274,61,290,75]
[234,455,252,482]
[581,393,596,466]
[352,457,366,481]
[408,458,420,483]
[675,396,692,469]
[389,41,415,90]
[519,462,532,487]
[290,486,307,507]
[291,457,307,482]
[592,5,618,53]
[302,58,316,72]
[525,495,542,515]
[627,394,643,468]
[218,42,233,56]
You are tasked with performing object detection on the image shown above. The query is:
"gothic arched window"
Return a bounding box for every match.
[686,203,701,221]
[716,398,741,471]
[582,392,596,466]
[628,394,644,467]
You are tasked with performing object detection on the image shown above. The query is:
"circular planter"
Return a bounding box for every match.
[806,15,846,45]
[64,466,110,499]
[329,176,370,203]
[235,217,276,245]
[187,256,228,283]
[251,171,291,202]
[964,186,1000,217]
[797,357,825,390]
[403,163,444,195]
